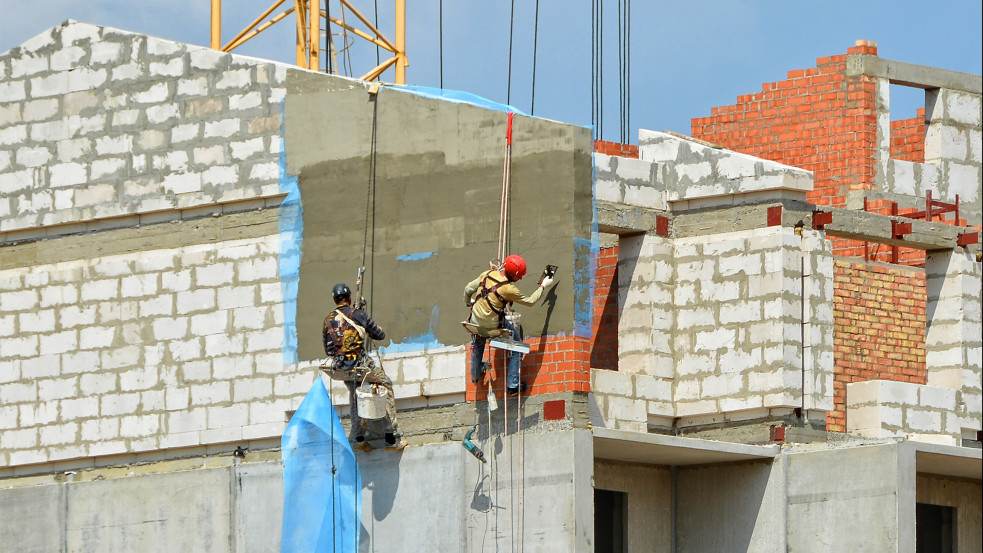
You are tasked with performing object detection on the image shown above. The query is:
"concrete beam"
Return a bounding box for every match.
[671,200,814,239]
[908,440,983,481]
[817,207,965,250]
[0,207,280,271]
[846,54,983,94]
[593,427,780,466]
[596,200,665,234]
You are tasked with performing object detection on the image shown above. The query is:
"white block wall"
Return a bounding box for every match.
[0,21,288,238]
[592,225,835,428]
[921,88,980,226]
[0,235,289,465]
[638,130,812,202]
[594,153,667,210]
[925,249,983,437]
[0,21,472,470]
[672,226,828,417]
[875,81,981,226]
[847,380,961,445]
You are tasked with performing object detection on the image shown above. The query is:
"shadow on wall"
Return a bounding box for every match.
[675,461,776,552]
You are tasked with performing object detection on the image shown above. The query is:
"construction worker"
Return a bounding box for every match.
[464,255,554,396]
[322,283,404,451]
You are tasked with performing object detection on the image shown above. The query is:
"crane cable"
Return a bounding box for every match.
[530,0,540,115]
[439,0,444,88]
[373,0,380,66]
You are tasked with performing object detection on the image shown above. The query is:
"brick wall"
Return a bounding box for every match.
[594,140,638,158]
[466,336,591,401]
[830,259,927,432]
[890,108,926,162]
[691,41,880,208]
[591,246,619,370]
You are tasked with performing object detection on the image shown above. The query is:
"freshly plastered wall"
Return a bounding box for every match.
[282,73,594,361]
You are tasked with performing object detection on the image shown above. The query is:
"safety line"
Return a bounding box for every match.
[507,0,516,105]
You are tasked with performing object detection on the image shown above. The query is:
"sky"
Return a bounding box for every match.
[1,1,981,144]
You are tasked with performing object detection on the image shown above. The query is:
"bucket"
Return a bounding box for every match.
[355,381,388,420]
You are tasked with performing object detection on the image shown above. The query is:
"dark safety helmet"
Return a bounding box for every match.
[503,254,527,281]
[332,283,351,303]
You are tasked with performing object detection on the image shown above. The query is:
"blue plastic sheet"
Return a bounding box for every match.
[387,84,526,115]
[281,378,362,553]
[277,111,303,365]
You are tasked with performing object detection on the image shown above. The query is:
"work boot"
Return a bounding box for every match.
[384,433,406,451]
[506,381,527,397]
[352,436,372,451]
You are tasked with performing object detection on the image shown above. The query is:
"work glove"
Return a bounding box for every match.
[540,277,554,288]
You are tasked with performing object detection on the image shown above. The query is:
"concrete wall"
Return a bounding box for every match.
[0,457,284,553]
[283,72,594,360]
[0,429,593,553]
[593,459,672,553]
[786,443,913,553]
[675,460,786,553]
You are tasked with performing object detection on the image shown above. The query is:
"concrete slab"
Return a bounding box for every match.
[907,440,983,480]
[593,427,779,466]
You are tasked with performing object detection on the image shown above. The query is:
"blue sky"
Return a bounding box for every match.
[2,1,980,142]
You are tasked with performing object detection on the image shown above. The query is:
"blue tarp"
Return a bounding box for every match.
[387,84,526,115]
[281,378,362,553]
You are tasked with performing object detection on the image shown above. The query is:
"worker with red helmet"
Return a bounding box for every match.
[464,254,555,396]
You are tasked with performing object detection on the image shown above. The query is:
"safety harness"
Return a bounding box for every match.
[324,306,368,361]
[473,271,511,328]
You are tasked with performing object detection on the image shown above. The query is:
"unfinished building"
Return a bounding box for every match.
[0,21,980,553]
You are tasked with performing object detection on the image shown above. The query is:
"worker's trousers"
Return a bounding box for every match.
[324,355,400,441]
[470,318,523,390]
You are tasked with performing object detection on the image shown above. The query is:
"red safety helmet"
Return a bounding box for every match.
[502,254,527,281]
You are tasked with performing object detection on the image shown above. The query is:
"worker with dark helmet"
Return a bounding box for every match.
[322,282,404,450]
[464,254,555,396]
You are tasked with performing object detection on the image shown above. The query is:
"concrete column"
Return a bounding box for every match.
[925,249,983,440]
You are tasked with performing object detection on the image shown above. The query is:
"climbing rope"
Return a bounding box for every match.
[507,0,516,105]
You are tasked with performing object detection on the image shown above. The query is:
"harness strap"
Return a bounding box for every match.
[478,275,509,313]
[335,307,366,339]
[326,306,367,360]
